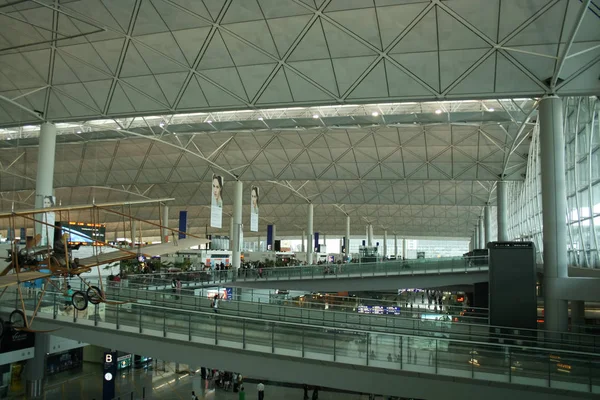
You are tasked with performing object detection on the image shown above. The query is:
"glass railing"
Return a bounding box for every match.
[4,292,598,395]
[120,256,489,287]
[18,283,598,355]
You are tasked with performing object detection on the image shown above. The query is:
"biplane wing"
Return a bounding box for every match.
[0,271,52,288]
[77,237,210,268]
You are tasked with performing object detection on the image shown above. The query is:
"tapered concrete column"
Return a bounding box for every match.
[497,181,509,241]
[394,234,398,257]
[478,217,485,248]
[36,122,57,246]
[26,333,50,398]
[232,180,243,271]
[383,230,388,258]
[301,230,306,252]
[345,216,350,258]
[271,224,277,250]
[469,233,474,251]
[161,204,169,243]
[539,96,568,332]
[367,224,373,246]
[402,238,407,259]
[484,203,492,245]
[307,203,313,264]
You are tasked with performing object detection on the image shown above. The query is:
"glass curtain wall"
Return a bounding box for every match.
[507,96,600,268]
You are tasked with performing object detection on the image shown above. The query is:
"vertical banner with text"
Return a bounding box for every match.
[210,174,223,228]
[250,186,259,232]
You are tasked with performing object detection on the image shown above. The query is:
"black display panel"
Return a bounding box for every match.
[488,242,537,341]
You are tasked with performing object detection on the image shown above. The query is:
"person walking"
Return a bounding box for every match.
[191,391,199,400]
[303,384,309,400]
[311,386,319,400]
[257,382,265,400]
[212,294,219,313]
[238,385,245,400]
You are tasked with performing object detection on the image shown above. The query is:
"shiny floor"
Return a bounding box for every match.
[9,361,388,399]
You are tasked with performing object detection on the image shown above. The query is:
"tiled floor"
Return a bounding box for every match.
[8,361,391,399]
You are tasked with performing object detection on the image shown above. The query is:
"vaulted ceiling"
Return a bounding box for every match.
[0,0,597,239]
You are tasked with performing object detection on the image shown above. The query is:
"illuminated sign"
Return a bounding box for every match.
[357,305,401,315]
[62,221,106,245]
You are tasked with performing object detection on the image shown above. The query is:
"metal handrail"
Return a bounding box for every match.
[15,292,600,358]
[4,293,598,395]
[27,283,599,353]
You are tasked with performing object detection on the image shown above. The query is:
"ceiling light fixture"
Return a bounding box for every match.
[435,109,442,114]
[258,117,263,121]
[372,111,379,117]
[116,127,121,130]
[77,130,82,134]
[312,114,319,119]
[206,120,213,124]
[159,122,165,127]
[488,108,495,112]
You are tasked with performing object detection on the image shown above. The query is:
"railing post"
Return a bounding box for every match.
[243,319,246,349]
[116,303,120,329]
[163,309,166,337]
[188,314,192,341]
[400,336,403,369]
[508,347,512,383]
[366,333,370,366]
[548,353,551,387]
[435,339,438,373]
[333,330,336,362]
[94,304,98,327]
[138,306,142,333]
[215,315,218,345]
[271,323,275,353]
[471,346,474,378]
[302,328,305,357]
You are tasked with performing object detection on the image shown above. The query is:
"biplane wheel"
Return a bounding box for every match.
[72,291,88,311]
[9,310,26,329]
[86,286,103,305]
[0,317,5,339]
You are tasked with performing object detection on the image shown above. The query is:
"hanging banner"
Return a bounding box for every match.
[210,174,223,228]
[40,195,56,246]
[250,186,259,232]
[178,211,187,239]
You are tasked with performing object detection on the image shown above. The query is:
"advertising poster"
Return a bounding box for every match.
[41,195,56,246]
[210,174,223,228]
[250,186,259,232]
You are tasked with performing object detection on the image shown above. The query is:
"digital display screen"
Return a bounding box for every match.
[61,221,106,245]
[357,305,401,315]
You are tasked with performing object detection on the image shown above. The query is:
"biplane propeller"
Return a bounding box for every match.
[0,199,210,338]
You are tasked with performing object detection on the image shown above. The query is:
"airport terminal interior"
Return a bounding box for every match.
[0,0,599,399]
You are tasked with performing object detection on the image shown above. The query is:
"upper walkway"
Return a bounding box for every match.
[2,292,597,400]
[125,256,600,300]
[130,256,490,292]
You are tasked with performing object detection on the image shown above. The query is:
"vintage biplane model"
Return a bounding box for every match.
[0,198,209,338]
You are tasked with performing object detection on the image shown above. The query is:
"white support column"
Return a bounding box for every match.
[497,180,509,241]
[161,204,169,243]
[229,217,235,251]
[345,215,350,259]
[301,230,306,252]
[307,203,313,264]
[35,122,57,246]
[367,224,373,246]
[272,224,277,250]
[232,180,243,272]
[402,238,407,259]
[478,217,485,248]
[26,333,50,398]
[484,203,492,245]
[394,234,398,257]
[383,230,388,258]
[469,233,474,252]
[539,96,569,332]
